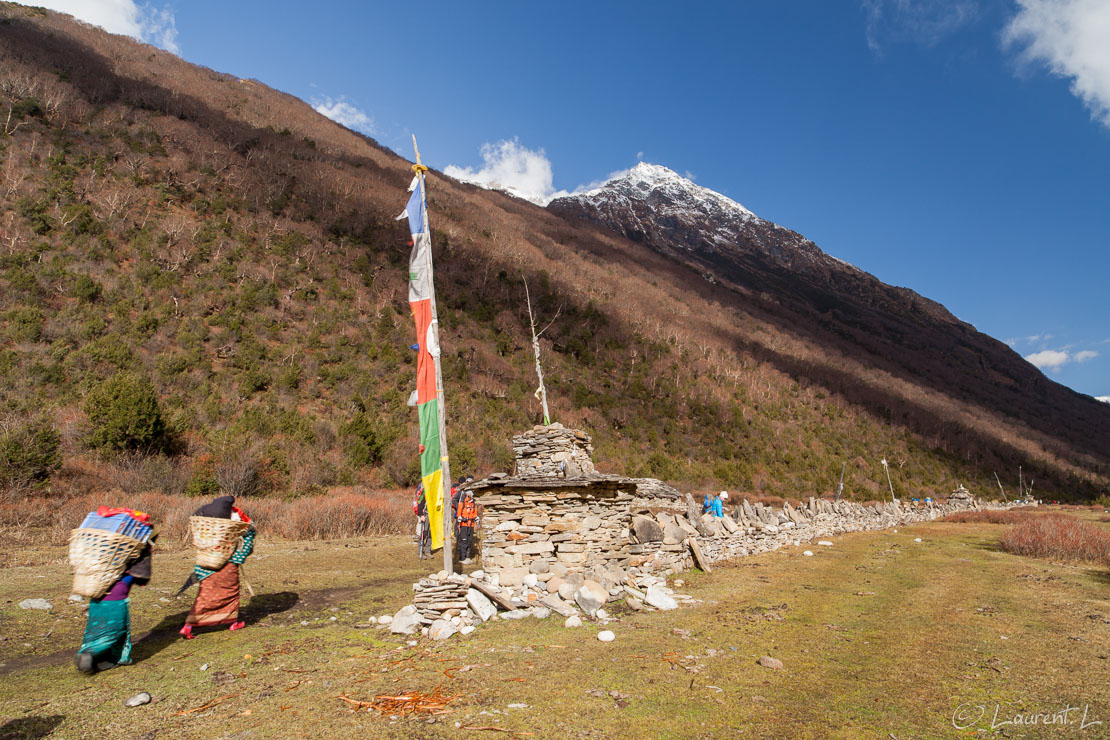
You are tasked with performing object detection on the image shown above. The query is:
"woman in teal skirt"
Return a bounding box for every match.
[77,540,153,674]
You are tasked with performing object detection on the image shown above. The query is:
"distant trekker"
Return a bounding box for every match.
[456,489,478,564]
[450,476,466,538]
[710,491,728,518]
[414,483,431,559]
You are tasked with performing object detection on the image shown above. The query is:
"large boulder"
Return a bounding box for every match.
[631,515,664,543]
[573,580,609,617]
[390,605,421,635]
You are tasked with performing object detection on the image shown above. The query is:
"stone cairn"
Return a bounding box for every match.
[512,423,596,478]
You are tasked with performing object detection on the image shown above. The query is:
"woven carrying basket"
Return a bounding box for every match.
[190,516,250,569]
[68,528,145,599]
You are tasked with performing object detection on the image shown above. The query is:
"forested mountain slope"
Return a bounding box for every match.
[1,4,1106,501]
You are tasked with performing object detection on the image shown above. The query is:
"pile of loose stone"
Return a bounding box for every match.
[388,561,696,641]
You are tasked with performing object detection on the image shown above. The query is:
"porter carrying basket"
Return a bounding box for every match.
[190,516,250,570]
[68,528,145,599]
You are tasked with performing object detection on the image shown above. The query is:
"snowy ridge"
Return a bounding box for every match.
[550,162,863,278]
[575,162,760,223]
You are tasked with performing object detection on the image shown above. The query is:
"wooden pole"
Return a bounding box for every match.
[993,472,1008,502]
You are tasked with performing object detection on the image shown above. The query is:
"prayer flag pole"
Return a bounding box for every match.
[399,136,453,573]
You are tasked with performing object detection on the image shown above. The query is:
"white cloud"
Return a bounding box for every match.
[1024,347,1098,370]
[862,0,980,54]
[312,97,374,134]
[1025,349,1070,370]
[1004,0,1110,127]
[444,138,573,206]
[1097,396,1110,403]
[17,0,179,53]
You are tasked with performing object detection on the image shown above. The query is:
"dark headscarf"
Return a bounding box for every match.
[194,495,234,519]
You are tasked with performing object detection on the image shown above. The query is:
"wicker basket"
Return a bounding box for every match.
[68,528,145,599]
[190,516,250,569]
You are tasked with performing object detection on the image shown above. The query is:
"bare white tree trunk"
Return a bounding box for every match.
[523,276,560,426]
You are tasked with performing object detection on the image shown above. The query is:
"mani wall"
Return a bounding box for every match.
[474,425,1019,584]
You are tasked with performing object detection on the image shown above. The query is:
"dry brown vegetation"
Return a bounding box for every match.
[999,514,1110,565]
[0,488,411,547]
[0,3,1107,507]
[940,508,1041,524]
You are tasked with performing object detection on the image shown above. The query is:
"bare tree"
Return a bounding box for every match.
[522,275,561,426]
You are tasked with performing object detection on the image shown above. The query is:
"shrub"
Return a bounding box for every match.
[0,418,61,497]
[72,275,102,303]
[1000,515,1110,564]
[84,371,169,452]
[341,412,391,467]
[3,305,45,342]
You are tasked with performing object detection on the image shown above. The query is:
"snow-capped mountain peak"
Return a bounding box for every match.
[576,162,760,224]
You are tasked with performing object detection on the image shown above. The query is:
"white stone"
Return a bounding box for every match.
[523,574,538,588]
[429,619,456,640]
[18,599,51,611]
[378,615,392,625]
[470,570,485,580]
[817,540,833,546]
[67,594,83,604]
[565,615,583,628]
[673,579,684,588]
[914,538,922,543]
[124,692,151,707]
[495,521,520,531]
[645,585,678,610]
[803,550,814,557]
[390,604,421,635]
[574,580,609,617]
[531,607,552,619]
[460,625,475,635]
[466,589,497,622]
[597,630,615,642]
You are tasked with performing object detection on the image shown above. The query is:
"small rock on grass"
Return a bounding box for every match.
[817,541,833,546]
[124,692,151,707]
[914,538,922,543]
[19,599,51,610]
[802,551,814,557]
[757,656,783,670]
[565,615,582,628]
[597,630,615,642]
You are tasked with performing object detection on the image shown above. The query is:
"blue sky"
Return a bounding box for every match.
[27,1,1110,400]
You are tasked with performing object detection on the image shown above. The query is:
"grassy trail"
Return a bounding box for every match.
[1,519,1108,738]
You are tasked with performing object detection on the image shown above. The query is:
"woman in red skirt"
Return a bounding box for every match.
[180,495,255,639]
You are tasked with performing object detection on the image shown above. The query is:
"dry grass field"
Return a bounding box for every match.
[2,510,1108,738]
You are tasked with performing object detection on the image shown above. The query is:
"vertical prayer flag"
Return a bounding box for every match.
[397,169,450,555]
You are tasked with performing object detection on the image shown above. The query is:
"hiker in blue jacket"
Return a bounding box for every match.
[709,491,728,517]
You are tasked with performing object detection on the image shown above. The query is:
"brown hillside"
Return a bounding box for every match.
[0,3,1106,502]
